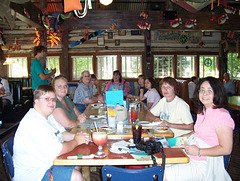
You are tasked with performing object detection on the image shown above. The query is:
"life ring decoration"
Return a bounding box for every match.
[204,58,212,67]
[179,33,189,44]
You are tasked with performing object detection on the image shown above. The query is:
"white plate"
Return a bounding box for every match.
[110,147,128,154]
[91,104,103,108]
[154,127,169,133]
[89,115,106,119]
[138,121,150,125]
[141,121,162,127]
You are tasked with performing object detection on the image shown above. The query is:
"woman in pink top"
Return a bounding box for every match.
[164,77,235,181]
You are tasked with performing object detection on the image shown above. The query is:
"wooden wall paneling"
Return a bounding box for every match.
[61,28,70,80]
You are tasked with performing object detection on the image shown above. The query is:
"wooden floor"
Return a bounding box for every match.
[1,127,240,180]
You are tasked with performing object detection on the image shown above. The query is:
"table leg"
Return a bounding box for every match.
[82,166,90,181]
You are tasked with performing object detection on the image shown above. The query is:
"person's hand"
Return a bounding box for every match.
[97,95,103,103]
[153,117,161,122]
[51,68,56,74]
[77,113,87,125]
[181,145,199,156]
[74,132,90,145]
[159,120,169,127]
[0,87,5,94]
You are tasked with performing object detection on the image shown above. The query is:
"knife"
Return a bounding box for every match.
[147,129,164,140]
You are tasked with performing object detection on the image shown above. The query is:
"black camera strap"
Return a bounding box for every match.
[151,144,165,169]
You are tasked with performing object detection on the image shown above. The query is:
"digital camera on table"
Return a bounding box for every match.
[136,140,163,155]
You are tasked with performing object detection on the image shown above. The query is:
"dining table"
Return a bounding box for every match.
[54,102,189,181]
[228,96,240,111]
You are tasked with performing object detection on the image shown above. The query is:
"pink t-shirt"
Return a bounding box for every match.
[105,80,130,96]
[190,107,235,161]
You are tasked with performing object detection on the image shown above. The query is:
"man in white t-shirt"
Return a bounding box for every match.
[0,77,13,108]
[188,76,198,99]
[13,85,89,181]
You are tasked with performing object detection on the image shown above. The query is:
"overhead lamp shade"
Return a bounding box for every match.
[3,57,15,65]
[100,0,113,6]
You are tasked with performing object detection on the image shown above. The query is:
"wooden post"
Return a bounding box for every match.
[61,28,70,80]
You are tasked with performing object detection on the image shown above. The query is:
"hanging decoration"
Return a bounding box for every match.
[74,0,92,19]
[64,0,82,13]
[224,6,236,14]
[199,41,205,47]
[137,21,151,30]
[218,14,228,24]
[140,12,148,19]
[33,28,41,46]
[209,15,217,22]
[47,32,61,48]
[110,23,116,29]
[0,30,6,45]
[170,18,182,28]
[204,58,212,67]
[185,19,197,29]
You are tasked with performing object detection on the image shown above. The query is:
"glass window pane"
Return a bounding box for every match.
[72,56,93,80]
[199,56,218,78]
[154,55,173,78]
[8,57,28,77]
[97,55,117,79]
[177,55,195,78]
[46,56,60,76]
[121,55,142,78]
[227,53,240,79]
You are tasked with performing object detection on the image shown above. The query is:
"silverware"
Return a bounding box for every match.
[147,129,164,140]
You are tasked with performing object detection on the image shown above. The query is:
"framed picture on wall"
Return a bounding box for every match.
[203,31,212,37]
[108,32,113,39]
[97,37,105,46]
[115,39,120,46]
[118,30,126,36]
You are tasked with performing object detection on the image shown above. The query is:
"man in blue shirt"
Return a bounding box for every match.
[224,73,235,97]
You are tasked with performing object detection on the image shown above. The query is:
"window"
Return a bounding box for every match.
[46,56,60,76]
[121,55,142,78]
[154,55,173,78]
[8,57,28,77]
[72,56,93,80]
[199,55,218,78]
[227,53,240,79]
[177,55,195,78]
[97,55,117,79]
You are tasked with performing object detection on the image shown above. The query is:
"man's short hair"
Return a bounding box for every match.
[33,85,55,101]
[33,45,46,56]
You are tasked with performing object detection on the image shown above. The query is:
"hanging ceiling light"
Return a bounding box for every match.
[99,0,113,6]
[3,56,15,65]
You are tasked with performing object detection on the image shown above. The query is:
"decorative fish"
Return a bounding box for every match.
[70,30,106,47]
[110,23,116,29]
[185,19,197,28]
[218,14,228,24]
[140,12,148,19]
[137,21,151,30]
[170,18,182,28]
[209,15,216,22]
[224,6,236,14]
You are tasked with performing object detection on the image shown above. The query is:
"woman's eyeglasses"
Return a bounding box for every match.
[57,85,68,89]
[39,97,57,102]
[199,89,213,94]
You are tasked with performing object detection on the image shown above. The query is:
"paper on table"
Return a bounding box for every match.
[89,115,106,119]
[166,137,189,148]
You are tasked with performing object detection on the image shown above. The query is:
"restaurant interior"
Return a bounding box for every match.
[1,0,240,180]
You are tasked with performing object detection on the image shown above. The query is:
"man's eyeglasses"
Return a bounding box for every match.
[84,75,90,77]
[39,97,57,102]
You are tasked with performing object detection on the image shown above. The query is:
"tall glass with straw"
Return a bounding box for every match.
[92,121,108,158]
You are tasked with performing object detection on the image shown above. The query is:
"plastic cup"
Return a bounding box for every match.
[132,125,142,144]
[108,116,116,128]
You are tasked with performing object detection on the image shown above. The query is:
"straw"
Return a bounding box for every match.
[94,121,98,132]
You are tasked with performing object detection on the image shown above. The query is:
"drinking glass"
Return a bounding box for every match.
[92,131,108,158]
[132,124,142,144]
[131,107,138,123]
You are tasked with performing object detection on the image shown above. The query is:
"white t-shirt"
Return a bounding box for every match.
[150,96,193,137]
[0,78,13,104]
[144,88,161,109]
[13,108,65,181]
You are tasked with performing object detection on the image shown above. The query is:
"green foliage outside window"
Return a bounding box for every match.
[199,56,218,78]
[72,56,93,80]
[227,53,240,79]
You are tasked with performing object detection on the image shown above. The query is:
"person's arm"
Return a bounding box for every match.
[52,108,80,129]
[146,111,161,122]
[147,102,154,110]
[183,127,233,156]
[160,121,194,130]
[58,132,89,155]
[38,68,56,81]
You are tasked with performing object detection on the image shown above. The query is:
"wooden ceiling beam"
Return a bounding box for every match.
[10,1,44,29]
[61,10,240,31]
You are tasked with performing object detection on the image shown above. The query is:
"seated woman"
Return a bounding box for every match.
[52,75,87,130]
[105,70,131,97]
[0,77,13,109]
[90,74,98,96]
[73,70,103,113]
[131,77,161,110]
[147,77,193,137]
[164,77,234,181]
